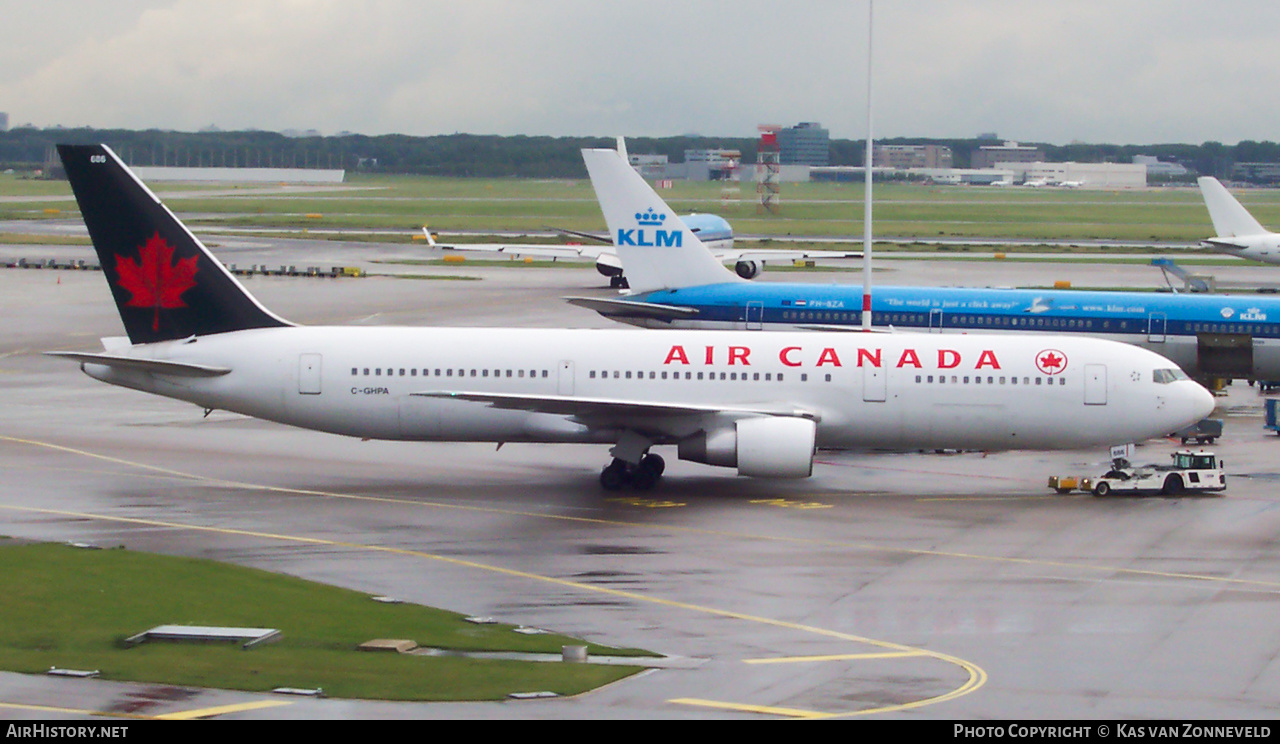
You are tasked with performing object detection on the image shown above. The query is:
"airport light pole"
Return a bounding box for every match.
[862,0,874,331]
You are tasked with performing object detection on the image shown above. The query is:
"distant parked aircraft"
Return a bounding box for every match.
[1198,176,1280,264]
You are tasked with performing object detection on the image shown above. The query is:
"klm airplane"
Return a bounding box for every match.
[575,147,1280,382]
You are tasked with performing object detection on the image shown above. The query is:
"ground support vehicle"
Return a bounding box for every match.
[1081,451,1226,497]
[1171,418,1222,444]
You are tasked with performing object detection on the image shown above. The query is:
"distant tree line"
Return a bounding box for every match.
[2,126,1277,180]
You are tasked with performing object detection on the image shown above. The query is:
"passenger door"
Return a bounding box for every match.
[1148,312,1167,343]
[298,353,322,395]
[557,360,575,396]
[929,309,944,333]
[1084,364,1107,405]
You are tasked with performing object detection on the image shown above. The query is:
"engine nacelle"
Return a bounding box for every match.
[735,260,761,279]
[677,417,815,478]
[595,255,624,278]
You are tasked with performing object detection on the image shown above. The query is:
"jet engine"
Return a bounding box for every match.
[595,254,629,288]
[735,260,761,279]
[677,417,815,477]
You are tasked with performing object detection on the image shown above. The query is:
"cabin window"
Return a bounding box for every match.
[697,372,704,380]
[801,373,809,382]
[824,373,832,382]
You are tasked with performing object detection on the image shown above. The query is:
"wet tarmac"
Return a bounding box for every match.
[2,238,1280,719]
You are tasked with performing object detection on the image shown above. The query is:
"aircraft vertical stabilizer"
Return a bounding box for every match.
[582,148,739,293]
[1199,177,1267,237]
[57,144,291,344]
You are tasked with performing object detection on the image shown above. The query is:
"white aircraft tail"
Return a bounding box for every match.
[421,226,438,247]
[582,147,738,293]
[1199,177,1267,237]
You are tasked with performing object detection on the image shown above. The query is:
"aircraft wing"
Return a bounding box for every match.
[793,324,896,333]
[714,249,864,263]
[438,244,608,260]
[563,296,700,321]
[549,227,612,245]
[44,351,232,377]
[411,390,818,422]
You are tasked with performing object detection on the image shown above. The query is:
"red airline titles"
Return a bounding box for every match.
[662,345,1002,369]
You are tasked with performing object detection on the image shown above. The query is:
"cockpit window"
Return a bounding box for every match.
[1153,368,1189,384]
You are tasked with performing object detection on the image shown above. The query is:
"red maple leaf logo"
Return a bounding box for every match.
[115,232,199,332]
[1036,349,1067,375]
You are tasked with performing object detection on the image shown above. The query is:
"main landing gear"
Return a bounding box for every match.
[600,454,665,491]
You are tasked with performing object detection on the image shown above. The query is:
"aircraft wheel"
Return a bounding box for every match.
[600,460,629,491]
[1162,474,1185,495]
[631,464,660,491]
[1093,481,1111,497]
[640,453,665,477]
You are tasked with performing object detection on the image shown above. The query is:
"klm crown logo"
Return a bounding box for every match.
[635,208,667,226]
[618,206,682,248]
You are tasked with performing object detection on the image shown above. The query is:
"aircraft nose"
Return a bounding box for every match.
[1172,381,1216,428]
[1191,382,1216,421]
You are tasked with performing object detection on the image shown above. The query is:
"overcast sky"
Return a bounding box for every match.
[3,1,1278,145]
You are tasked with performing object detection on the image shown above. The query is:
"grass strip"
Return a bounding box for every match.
[0,542,647,701]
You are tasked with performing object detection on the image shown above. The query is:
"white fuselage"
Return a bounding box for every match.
[81,326,1213,453]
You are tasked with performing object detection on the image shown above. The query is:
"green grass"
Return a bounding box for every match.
[5,171,1280,246]
[0,542,648,701]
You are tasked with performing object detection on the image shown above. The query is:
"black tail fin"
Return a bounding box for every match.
[57,144,291,344]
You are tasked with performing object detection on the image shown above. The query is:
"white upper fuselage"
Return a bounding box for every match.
[82,325,1213,453]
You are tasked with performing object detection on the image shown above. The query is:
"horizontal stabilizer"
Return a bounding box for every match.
[44,351,232,377]
[564,296,700,321]
[1201,238,1249,251]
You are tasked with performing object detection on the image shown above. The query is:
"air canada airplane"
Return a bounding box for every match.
[575,147,1280,383]
[49,144,1212,491]
[1198,176,1280,264]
